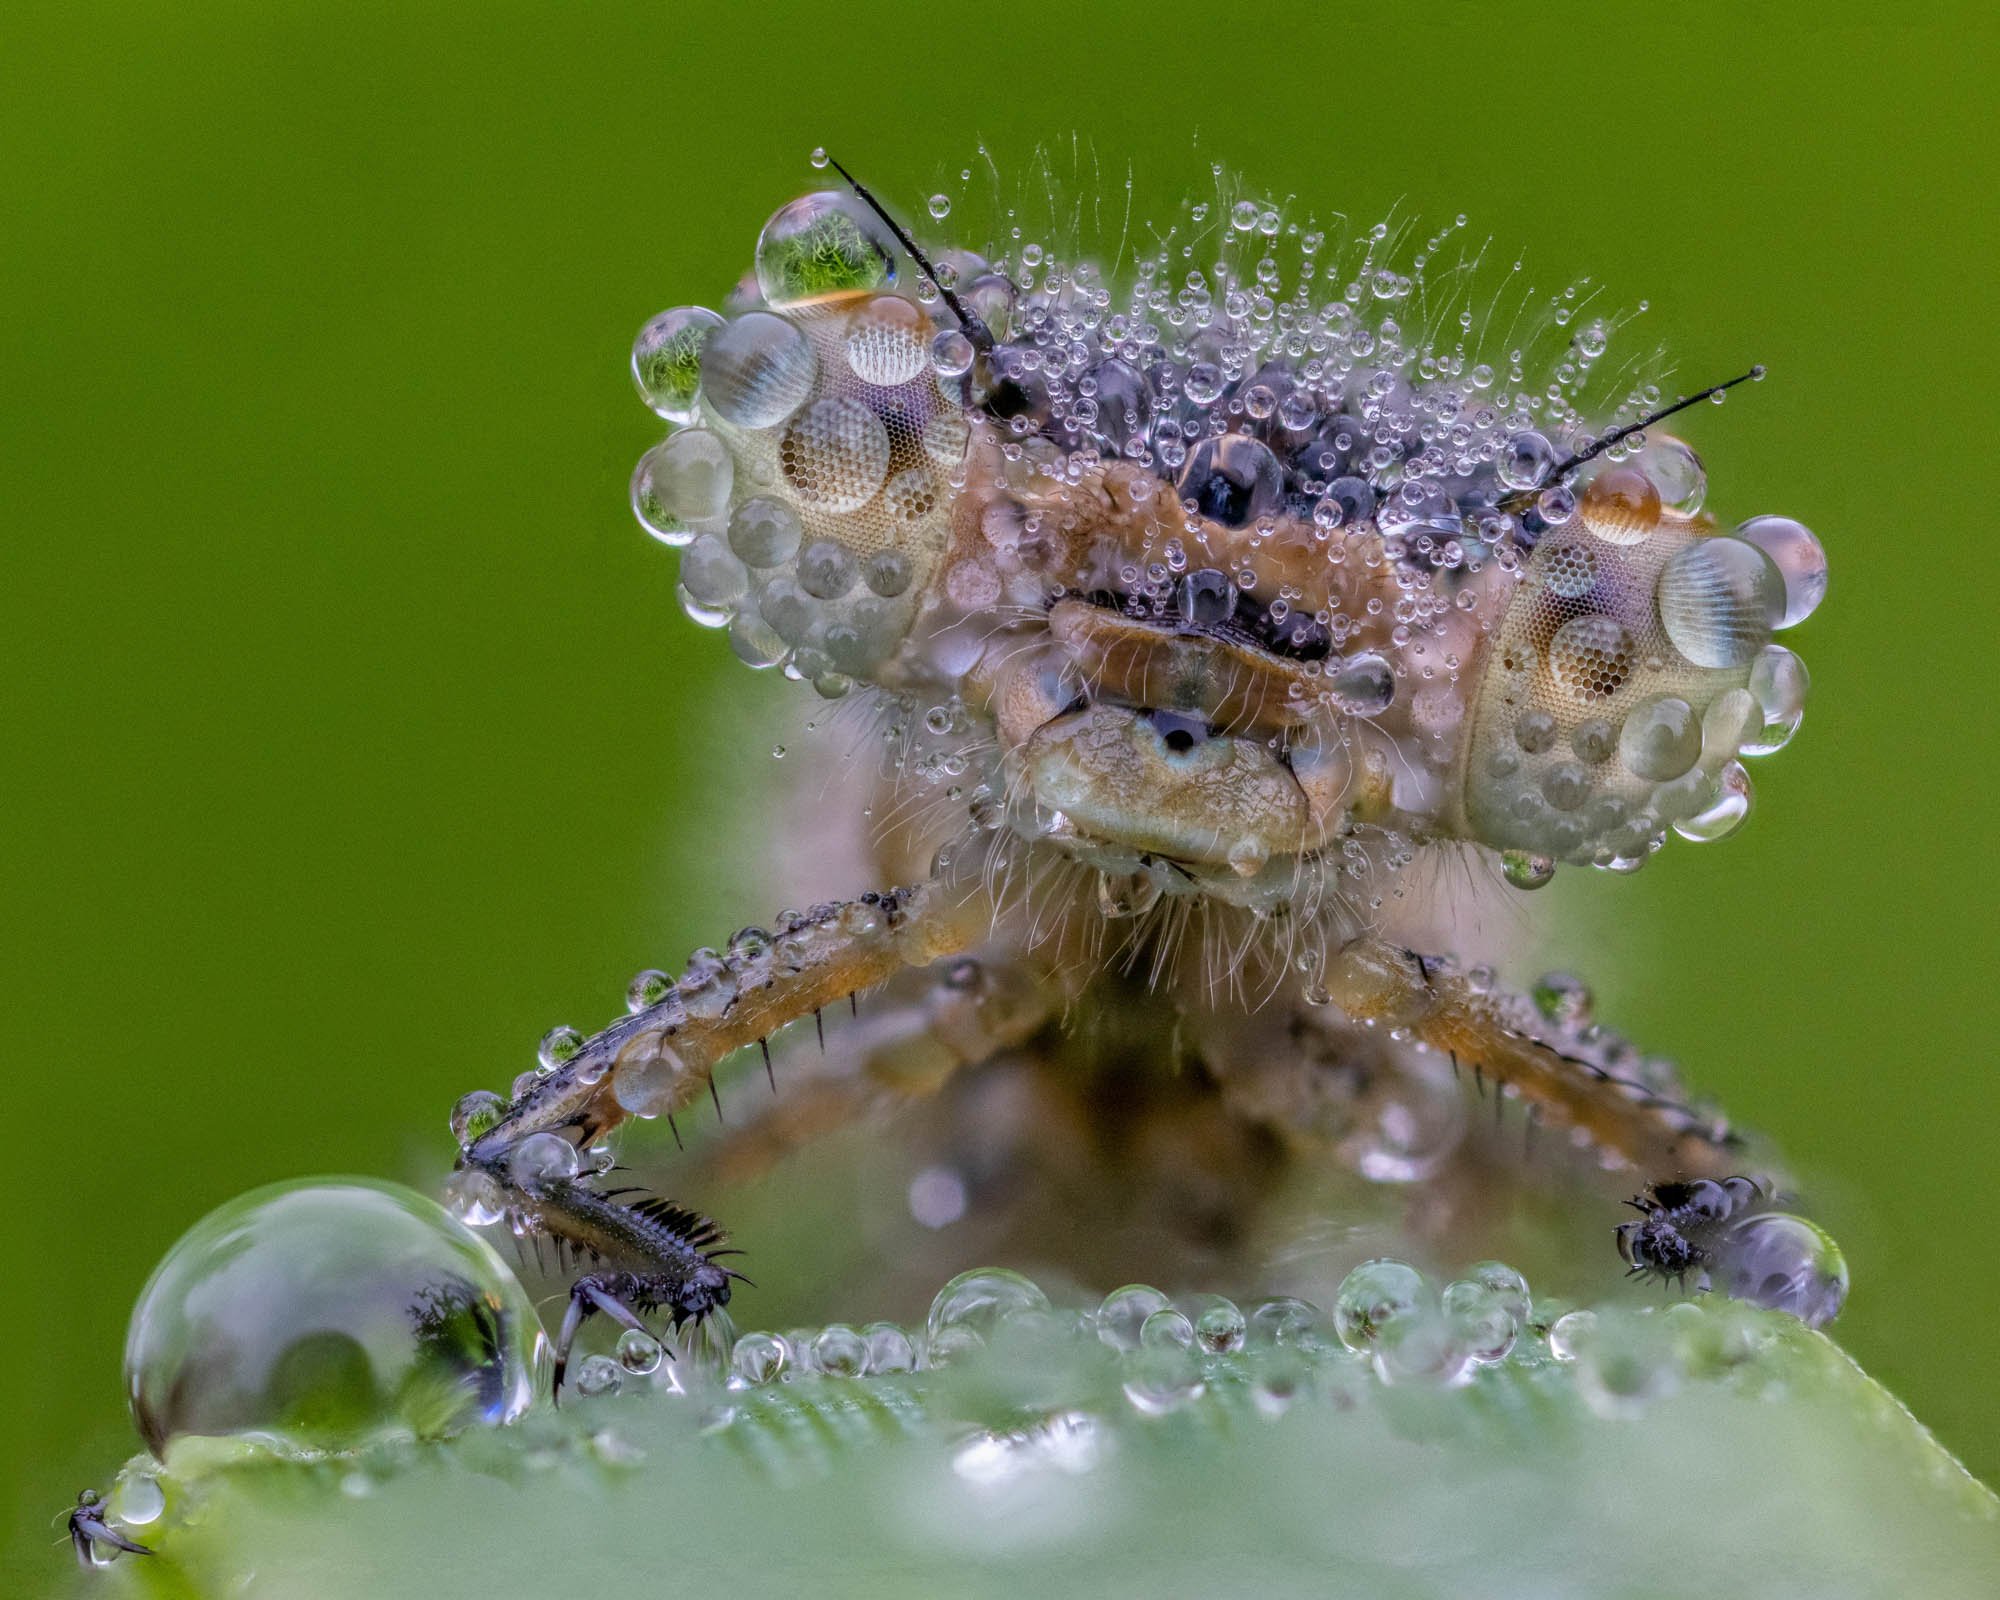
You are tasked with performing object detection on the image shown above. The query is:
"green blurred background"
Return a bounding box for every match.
[4,4,1995,1586]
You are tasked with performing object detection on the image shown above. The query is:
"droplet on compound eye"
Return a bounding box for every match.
[630,306,724,423]
[1571,717,1615,765]
[754,191,896,305]
[1498,430,1557,491]
[1332,651,1395,715]
[678,534,749,613]
[1715,1213,1848,1328]
[1632,434,1705,514]
[727,496,802,568]
[1548,613,1635,700]
[1656,536,1785,669]
[1514,708,1558,754]
[780,396,892,512]
[797,538,859,599]
[1177,434,1283,527]
[1095,1284,1172,1352]
[700,311,818,430]
[1735,514,1827,629]
[930,327,975,378]
[863,548,914,597]
[926,1267,1049,1345]
[730,1331,787,1386]
[1541,761,1591,811]
[631,430,733,542]
[1580,464,1662,545]
[1501,849,1556,890]
[844,294,930,386]
[1619,695,1701,781]
[1333,1258,1431,1352]
[126,1179,544,1457]
[1540,539,1598,599]
[1742,644,1809,756]
[1672,758,1754,842]
[449,1089,507,1149]
[616,1328,663,1375]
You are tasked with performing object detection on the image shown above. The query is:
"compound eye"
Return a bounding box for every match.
[1462,457,1825,875]
[627,194,972,694]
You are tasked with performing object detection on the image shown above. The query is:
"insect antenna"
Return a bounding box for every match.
[822,153,995,353]
[1530,363,1765,497]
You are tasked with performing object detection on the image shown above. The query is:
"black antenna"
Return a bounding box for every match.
[822,153,994,354]
[1540,364,1765,488]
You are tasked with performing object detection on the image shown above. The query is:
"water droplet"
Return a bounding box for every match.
[1095,1284,1172,1352]
[930,327,975,378]
[755,192,896,305]
[927,193,951,220]
[1717,1212,1848,1327]
[1633,434,1705,513]
[1333,1259,1430,1352]
[1657,536,1784,669]
[630,307,724,424]
[1140,1307,1195,1350]
[449,1089,507,1149]
[1619,695,1701,782]
[537,1025,584,1069]
[506,1130,579,1186]
[616,1328,663,1375]
[1547,1308,1597,1362]
[1532,972,1593,1027]
[730,1331,788,1386]
[126,1179,544,1456]
[1192,1296,1247,1354]
[631,430,733,542]
[1672,759,1753,843]
[1742,645,1809,756]
[573,1354,622,1398]
[1580,465,1661,545]
[1735,514,1827,629]
[701,311,818,430]
[1501,850,1556,891]
[1441,1280,1519,1365]
[108,1470,166,1527]
[844,294,930,387]
[1498,431,1556,491]
[927,1267,1049,1345]
[810,1323,868,1377]
[863,1322,917,1374]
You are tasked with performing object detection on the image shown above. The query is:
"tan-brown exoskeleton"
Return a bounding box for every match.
[446,158,1838,1393]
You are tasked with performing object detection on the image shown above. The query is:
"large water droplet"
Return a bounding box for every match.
[701,311,818,431]
[1735,515,1827,629]
[1656,537,1784,669]
[754,192,896,306]
[126,1179,544,1458]
[1333,1258,1430,1352]
[630,306,723,424]
[926,1267,1049,1345]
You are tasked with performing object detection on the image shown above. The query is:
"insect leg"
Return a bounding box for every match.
[465,879,985,1165]
[1321,934,1747,1182]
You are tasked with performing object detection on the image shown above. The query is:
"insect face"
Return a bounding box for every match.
[630,176,1827,916]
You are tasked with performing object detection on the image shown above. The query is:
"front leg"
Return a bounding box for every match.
[462,878,984,1165]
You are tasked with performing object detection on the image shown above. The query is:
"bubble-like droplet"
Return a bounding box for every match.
[1177,434,1283,527]
[1735,514,1827,629]
[679,535,750,612]
[780,396,892,512]
[1547,1308,1597,1362]
[809,1323,868,1377]
[798,538,859,599]
[1672,759,1753,843]
[631,430,734,543]
[1095,1284,1172,1352]
[728,496,803,568]
[930,328,975,378]
[616,1328,663,1376]
[863,1322,917,1374]
[755,191,896,306]
[1547,613,1635,700]
[1656,536,1784,669]
[1333,1258,1430,1352]
[631,307,724,423]
[700,311,818,431]
[1580,465,1662,545]
[1332,652,1396,716]
[730,1331,788,1386]
[1717,1212,1848,1328]
[1498,430,1556,491]
[926,1267,1049,1345]
[1501,850,1556,891]
[126,1179,544,1457]
[537,1025,584,1069]
[1192,1296,1247,1354]
[573,1355,622,1398]
[449,1089,507,1149]
[1632,434,1705,514]
[1742,645,1809,756]
[1619,695,1701,782]
[844,295,930,387]
[506,1130,579,1186]
[109,1469,166,1527]
[1441,1279,1520,1365]
[1140,1307,1195,1350]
